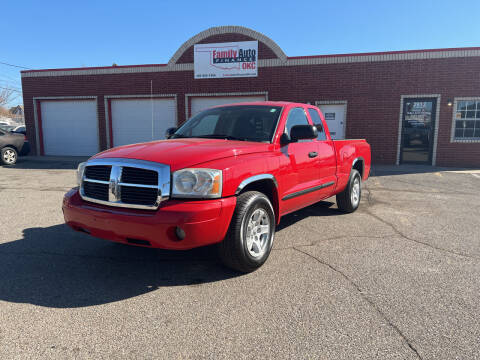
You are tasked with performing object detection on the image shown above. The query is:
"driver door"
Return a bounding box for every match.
[280,107,322,214]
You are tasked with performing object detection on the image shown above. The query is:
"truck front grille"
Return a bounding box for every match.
[121,167,158,185]
[79,159,170,210]
[120,186,159,206]
[85,165,111,181]
[83,181,109,201]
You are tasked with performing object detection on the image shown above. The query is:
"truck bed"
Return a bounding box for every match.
[333,139,371,191]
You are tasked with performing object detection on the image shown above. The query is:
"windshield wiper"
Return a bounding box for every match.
[195,134,246,141]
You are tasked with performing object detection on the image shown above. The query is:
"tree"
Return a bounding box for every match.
[0,87,18,107]
[0,105,10,117]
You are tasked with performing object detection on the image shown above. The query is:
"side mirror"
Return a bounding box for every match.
[165,127,177,139]
[290,125,318,142]
[280,133,290,146]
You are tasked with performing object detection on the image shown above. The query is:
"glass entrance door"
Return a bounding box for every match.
[400,98,437,164]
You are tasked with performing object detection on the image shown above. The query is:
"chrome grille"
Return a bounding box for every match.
[83,181,109,201]
[79,158,170,210]
[121,186,159,205]
[85,165,111,181]
[121,167,158,185]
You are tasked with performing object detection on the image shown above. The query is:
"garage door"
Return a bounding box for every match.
[111,98,176,147]
[41,100,99,156]
[190,95,266,117]
[317,103,346,140]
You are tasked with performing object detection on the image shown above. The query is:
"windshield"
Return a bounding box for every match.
[172,105,282,142]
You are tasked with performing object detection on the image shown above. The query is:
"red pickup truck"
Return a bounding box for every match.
[63,102,370,272]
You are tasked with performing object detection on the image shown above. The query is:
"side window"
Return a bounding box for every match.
[308,108,327,141]
[285,107,310,138]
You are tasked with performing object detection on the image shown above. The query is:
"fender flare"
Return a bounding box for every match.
[351,156,365,178]
[235,174,278,195]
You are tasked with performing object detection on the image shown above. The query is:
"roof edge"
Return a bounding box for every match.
[21,46,480,75]
[288,46,480,60]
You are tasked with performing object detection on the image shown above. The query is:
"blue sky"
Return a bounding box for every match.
[2,0,479,106]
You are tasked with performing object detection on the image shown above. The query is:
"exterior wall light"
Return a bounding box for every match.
[447,99,453,106]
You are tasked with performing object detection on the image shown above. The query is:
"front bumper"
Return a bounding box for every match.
[62,188,237,250]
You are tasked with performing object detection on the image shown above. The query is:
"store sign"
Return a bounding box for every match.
[194,41,258,79]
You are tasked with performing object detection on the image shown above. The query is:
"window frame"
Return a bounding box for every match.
[283,107,313,142]
[451,97,480,143]
[307,107,327,141]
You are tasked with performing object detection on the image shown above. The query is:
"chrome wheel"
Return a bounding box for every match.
[351,177,360,206]
[245,208,270,258]
[3,149,16,164]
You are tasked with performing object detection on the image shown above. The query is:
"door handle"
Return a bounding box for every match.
[308,151,318,158]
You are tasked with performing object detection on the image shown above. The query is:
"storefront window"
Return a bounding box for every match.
[454,99,480,140]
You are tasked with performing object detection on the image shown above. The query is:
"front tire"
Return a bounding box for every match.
[218,191,275,273]
[1,147,17,165]
[336,169,362,213]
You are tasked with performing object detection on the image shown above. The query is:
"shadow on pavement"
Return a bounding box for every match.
[0,224,238,308]
[0,200,346,308]
[277,200,343,231]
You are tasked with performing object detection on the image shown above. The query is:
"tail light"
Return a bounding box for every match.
[24,135,28,141]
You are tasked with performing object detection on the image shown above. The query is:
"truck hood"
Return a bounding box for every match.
[92,138,272,171]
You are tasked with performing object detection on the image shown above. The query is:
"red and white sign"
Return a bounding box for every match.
[194,41,258,79]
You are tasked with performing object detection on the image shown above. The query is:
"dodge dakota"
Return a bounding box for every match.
[63,102,371,272]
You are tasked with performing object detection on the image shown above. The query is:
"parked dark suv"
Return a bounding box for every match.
[0,129,28,165]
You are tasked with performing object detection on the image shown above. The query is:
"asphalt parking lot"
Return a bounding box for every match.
[1,158,479,359]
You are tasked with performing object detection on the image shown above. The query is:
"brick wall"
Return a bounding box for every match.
[21,35,480,167]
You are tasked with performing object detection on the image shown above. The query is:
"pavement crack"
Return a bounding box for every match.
[363,182,475,197]
[292,247,423,360]
[363,209,479,261]
[362,185,479,261]
[381,178,477,196]
[272,234,396,252]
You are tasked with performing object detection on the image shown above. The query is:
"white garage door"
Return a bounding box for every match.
[317,103,346,140]
[190,96,266,117]
[111,98,176,147]
[41,100,99,156]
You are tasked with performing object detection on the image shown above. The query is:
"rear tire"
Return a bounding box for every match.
[218,191,275,273]
[336,169,362,213]
[1,147,17,165]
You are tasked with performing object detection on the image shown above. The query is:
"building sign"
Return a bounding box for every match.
[194,41,258,79]
[324,113,336,121]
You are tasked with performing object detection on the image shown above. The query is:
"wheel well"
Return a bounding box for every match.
[1,145,19,153]
[352,159,364,178]
[239,179,279,223]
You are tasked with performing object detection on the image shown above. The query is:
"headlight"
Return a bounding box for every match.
[77,162,86,186]
[172,168,222,198]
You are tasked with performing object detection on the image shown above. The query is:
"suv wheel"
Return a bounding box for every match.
[1,147,17,165]
[218,191,275,273]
